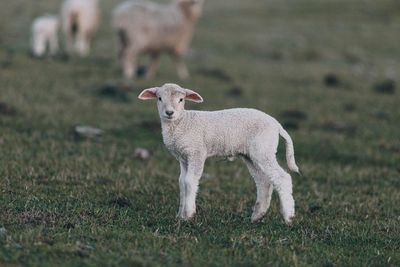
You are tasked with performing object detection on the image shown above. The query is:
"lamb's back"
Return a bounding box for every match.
[189,108,279,156]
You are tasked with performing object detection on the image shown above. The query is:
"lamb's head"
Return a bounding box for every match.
[176,0,204,21]
[138,83,203,122]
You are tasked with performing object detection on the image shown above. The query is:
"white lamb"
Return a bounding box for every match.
[112,0,204,80]
[61,0,100,56]
[138,83,300,225]
[31,15,60,57]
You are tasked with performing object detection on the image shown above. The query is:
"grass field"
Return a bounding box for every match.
[1,0,400,266]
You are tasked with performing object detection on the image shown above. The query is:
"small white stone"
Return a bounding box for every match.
[134,148,150,160]
[75,125,103,139]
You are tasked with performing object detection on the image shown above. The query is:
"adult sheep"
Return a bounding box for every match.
[112,0,204,80]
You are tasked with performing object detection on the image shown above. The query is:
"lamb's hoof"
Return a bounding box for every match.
[284,216,295,227]
[251,202,267,223]
[178,210,195,221]
[251,211,266,223]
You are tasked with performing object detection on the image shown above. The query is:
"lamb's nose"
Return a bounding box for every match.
[166,110,174,116]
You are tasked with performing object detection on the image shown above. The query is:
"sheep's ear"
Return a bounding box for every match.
[184,89,203,103]
[138,87,158,100]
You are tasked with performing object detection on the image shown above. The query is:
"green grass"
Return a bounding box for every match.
[1,0,400,266]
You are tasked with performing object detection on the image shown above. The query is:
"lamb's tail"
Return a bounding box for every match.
[279,125,299,173]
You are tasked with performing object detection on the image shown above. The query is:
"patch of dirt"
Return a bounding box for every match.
[197,68,233,82]
[137,65,147,78]
[323,73,340,87]
[0,102,17,116]
[309,204,322,213]
[343,103,356,112]
[280,110,308,121]
[279,109,307,131]
[96,83,132,102]
[373,79,395,94]
[282,121,299,131]
[301,49,321,62]
[109,195,131,207]
[226,86,243,97]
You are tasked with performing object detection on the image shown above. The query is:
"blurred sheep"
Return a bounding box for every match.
[31,15,60,57]
[61,0,100,56]
[112,0,204,80]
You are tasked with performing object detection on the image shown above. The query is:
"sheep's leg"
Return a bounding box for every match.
[32,34,46,57]
[49,34,59,56]
[243,158,273,222]
[174,55,189,80]
[177,161,187,218]
[121,48,137,80]
[76,32,90,57]
[145,53,160,80]
[64,27,74,55]
[180,158,205,220]
[261,159,295,225]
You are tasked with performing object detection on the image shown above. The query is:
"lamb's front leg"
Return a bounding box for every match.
[177,161,187,218]
[180,158,205,221]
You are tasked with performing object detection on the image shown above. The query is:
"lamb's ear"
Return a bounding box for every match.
[138,87,158,100]
[184,89,203,103]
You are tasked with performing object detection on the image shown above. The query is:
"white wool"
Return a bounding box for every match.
[31,15,59,57]
[138,83,300,225]
[112,0,204,80]
[60,0,100,56]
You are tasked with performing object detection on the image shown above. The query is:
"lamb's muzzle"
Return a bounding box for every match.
[138,83,299,225]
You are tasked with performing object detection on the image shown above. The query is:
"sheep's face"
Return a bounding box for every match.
[177,0,204,20]
[138,83,203,122]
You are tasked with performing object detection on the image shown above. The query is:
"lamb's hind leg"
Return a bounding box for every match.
[243,158,273,223]
[263,159,295,225]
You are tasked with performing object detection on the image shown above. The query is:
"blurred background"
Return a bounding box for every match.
[0,0,399,266]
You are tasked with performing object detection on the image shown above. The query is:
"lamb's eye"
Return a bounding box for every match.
[179,98,183,103]
[158,97,162,102]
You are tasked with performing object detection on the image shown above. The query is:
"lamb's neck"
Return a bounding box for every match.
[160,111,190,140]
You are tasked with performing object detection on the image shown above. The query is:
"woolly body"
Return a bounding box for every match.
[31,15,59,57]
[112,0,203,79]
[139,83,299,225]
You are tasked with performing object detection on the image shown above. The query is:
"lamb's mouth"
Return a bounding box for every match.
[163,115,175,120]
